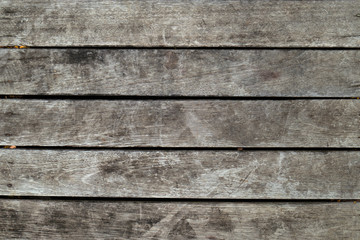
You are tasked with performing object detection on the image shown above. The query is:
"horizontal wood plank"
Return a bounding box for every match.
[1,49,360,97]
[1,0,360,47]
[1,99,360,148]
[1,150,359,199]
[1,200,359,239]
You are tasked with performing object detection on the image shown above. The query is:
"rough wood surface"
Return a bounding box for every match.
[1,150,359,199]
[1,99,360,148]
[2,49,360,97]
[1,0,360,47]
[1,200,359,239]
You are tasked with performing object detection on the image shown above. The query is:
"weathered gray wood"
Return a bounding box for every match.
[2,49,360,97]
[1,200,359,239]
[1,99,360,147]
[1,150,359,199]
[1,0,360,47]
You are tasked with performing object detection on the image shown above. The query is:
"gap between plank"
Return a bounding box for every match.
[0,195,357,203]
[1,95,359,101]
[2,46,360,50]
[2,146,360,151]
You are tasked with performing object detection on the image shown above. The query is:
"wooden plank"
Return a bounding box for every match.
[1,200,359,239]
[1,99,360,148]
[1,150,359,199]
[1,0,360,47]
[2,49,360,97]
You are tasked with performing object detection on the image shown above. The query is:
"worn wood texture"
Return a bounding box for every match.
[1,0,360,47]
[1,150,359,199]
[1,99,360,148]
[1,49,360,97]
[1,200,359,239]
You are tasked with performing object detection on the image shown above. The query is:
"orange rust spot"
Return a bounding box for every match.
[237,147,243,151]
[4,145,16,149]
[0,46,28,49]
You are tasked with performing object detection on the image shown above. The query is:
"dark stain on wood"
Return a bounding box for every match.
[252,216,297,239]
[206,208,234,232]
[4,111,17,117]
[64,50,104,65]
[1,7,17,15]
[45,210,70,233]
[260,71,281,81]
[165,51,179,69]
[168,217,197,239]
[99,160,123,176]
[123,217,163,238]
[0,208,25,237]
[44,206,91,235]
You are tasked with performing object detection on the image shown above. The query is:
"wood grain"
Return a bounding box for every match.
[1,99,360,148]
[2,49,360,97]
[1,150,359,199]
[1,200,359,239]
[1,0,360,47]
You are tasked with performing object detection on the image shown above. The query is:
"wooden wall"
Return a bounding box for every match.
[1,0,360,239]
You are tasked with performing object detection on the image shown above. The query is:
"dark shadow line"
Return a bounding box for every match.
[3,46,360,50]
[0,95,359,101]
[1,146,360,151]
[0,195,357,203]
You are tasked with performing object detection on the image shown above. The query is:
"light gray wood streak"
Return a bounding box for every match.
[1,0,360,47]
[1,49,360,97]
[1,150,359,199]
[1,99,360,147]
[1,200,359,239]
